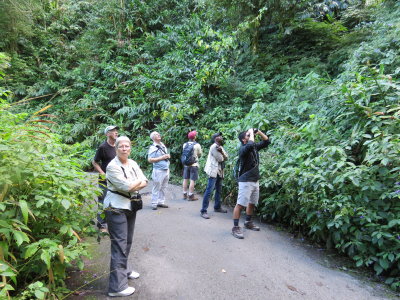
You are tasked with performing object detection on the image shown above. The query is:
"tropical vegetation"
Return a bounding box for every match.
[0,0,399,297]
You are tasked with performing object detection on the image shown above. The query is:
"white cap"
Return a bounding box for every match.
[104,125,119,134]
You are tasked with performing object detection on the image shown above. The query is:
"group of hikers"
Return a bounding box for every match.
[92,125,270,297]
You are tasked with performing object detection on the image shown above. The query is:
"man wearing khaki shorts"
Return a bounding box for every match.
[232,128,270,239]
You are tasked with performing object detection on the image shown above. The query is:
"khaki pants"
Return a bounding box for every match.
[151,168,169,206]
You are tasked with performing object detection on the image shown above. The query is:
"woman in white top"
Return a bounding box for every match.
[104,136,148,297]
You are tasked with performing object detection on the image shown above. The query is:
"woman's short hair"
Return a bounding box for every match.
[150,131,159,141]
[115,136,131,148]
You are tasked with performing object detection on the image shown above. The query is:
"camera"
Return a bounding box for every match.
[253,128,259,134]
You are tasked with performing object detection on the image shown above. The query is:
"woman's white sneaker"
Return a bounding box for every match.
[128,270,140,279]
[108,286,135,297]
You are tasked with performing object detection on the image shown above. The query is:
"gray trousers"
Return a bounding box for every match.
[151,169,169,206]
[106,208,136,293]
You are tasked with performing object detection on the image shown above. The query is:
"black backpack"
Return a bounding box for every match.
[181,142,197,166]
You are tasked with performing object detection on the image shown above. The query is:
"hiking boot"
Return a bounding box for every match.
[200,212,210,219]
[214,208,227,213]
[232,226,244,239]
[188,194,198,201]
[183,192,188,200]
[157,204,169,208]
[244,221,260,231]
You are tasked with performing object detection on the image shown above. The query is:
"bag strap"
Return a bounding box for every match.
[108,189,132,199]
[156,144,167,155]
[107,166,140,199]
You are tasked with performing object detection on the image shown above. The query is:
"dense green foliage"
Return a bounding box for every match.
[1,0,399,296]
[0,55,99,298]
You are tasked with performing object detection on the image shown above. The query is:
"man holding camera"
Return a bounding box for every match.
[148,131,170,210]
[232,128,270,239]
[200,132,228,219]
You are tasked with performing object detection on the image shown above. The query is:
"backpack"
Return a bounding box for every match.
[181,142,197,166]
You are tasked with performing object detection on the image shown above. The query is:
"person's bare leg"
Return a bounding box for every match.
[246,203,255,216]
[189,180,195,194]
[182,179,188,192]
[233,204,244,220]
[188,179,198,200]
[182,179,188,199]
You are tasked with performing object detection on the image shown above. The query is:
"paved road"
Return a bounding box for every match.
[66,183,394,300]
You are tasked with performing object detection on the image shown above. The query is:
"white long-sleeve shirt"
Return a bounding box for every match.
[104,156,148,210]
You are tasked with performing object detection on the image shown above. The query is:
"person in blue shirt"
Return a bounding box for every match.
[148,131,170,210]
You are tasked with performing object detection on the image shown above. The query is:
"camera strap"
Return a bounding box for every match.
[107,166,140,200]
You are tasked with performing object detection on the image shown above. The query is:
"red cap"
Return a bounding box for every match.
[188,131,197,139]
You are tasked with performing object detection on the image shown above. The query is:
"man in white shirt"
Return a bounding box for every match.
[200,132,228,219]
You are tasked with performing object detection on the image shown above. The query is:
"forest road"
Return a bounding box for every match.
[66,182,395,300]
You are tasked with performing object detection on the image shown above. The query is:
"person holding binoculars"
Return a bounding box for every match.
[232,128,270,239]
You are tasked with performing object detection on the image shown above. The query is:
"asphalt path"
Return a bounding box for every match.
[66,183,395,300]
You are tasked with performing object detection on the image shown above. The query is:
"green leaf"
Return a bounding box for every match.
[35,290,45,299]
[77,259,84,270]
[19,200,29,224]
[25,244,39,259]
[60,225,69,235]
[0,271,16,277]
[355,260,363,267]
[379,258,389,270]
[374,263,383,275]
[61,199,71,210]
[13,231,29,246]
[388,219,400,228]
[36,199,45,208]
[40,251,51,269]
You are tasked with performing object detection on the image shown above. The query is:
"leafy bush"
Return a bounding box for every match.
[256,66,400,288]
[0,58,99,298]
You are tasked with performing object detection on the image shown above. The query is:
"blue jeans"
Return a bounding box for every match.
[201,175,223,213]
